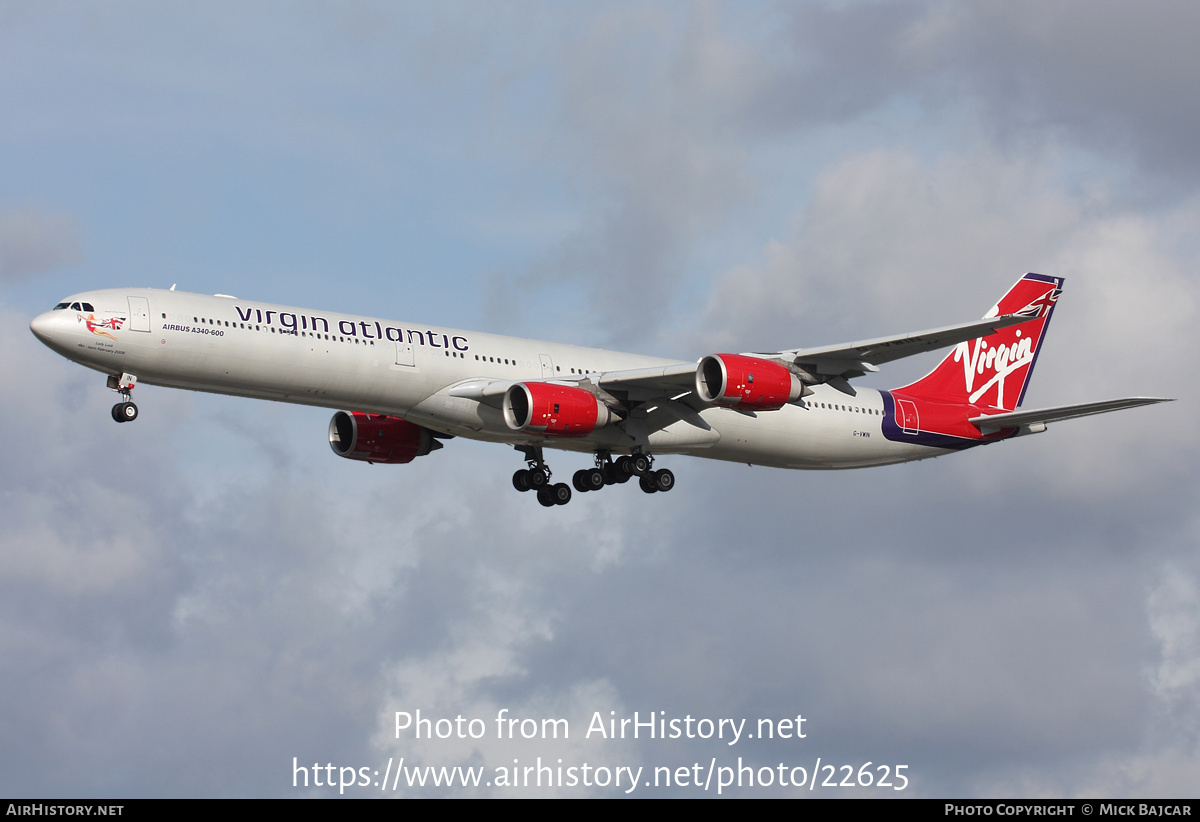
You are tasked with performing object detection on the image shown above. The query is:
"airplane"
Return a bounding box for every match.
[29,273,1169,507]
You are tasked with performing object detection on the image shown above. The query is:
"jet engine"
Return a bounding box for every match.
[328,411,442,464]
[502,383,612,437]
[696,354,803,411]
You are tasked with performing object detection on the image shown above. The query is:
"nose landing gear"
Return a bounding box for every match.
[111,401,138,422]
[107,373,139,423]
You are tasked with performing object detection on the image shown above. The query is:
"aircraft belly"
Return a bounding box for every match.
[695,396,936,470]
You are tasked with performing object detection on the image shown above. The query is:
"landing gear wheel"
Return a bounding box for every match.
[584,468,605,491]
[550,483,572,505]
[629,453,651,477]
[639,474,658,494]
[572,470,590,493]
[652,468,674,492]
[609,459,632,484]
[111,402,138,423]
[515,445,556,501]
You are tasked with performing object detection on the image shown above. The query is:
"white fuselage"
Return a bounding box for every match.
[30,288,944,470]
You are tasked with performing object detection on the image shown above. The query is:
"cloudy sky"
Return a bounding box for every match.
[2,1,1197,797]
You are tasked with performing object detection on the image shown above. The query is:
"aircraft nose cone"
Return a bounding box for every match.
[29,309,63,345]
[30,312,55,344]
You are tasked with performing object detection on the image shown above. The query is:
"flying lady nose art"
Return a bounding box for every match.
[80,313,126,341]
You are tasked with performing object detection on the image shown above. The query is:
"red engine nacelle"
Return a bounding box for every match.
[502,383,612,437]
[328,411,441,464]
[696,354,803,411]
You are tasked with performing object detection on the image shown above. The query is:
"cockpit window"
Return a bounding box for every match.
[53,302,70,310]
[82,303,94,311]
[69,302,81,310]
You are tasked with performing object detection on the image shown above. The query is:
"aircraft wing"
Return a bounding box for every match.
[445,313,1042,407]
[447,363,699,408]
[969,397,1173,433]
[592,362,697,388]
[773,312,1038,381]
[596,363,697,394]
[589,314,1042,399]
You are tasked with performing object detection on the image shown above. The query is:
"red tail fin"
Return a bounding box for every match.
[895,273,1063,412]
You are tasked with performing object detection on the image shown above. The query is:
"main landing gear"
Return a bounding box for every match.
[621,452,674,495]
[512,446,573,507]
[107,373,139,423]
[514,448,675,506]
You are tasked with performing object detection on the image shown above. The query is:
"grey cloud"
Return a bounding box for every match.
[697,149,1080,349]
[0,208,81,283]
[950,2,1200,185]
[757,2,1200,191]
[490,1,1200,349]
[495,4,759,345]
[751,2,933,130]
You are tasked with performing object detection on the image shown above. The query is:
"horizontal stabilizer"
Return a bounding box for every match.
[969,397,1173,432]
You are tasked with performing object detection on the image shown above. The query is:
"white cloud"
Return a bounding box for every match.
[1149,566,1200,724]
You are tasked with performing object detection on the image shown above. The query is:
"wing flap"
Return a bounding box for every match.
[596,362,697,391]
[444,365,700,411]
